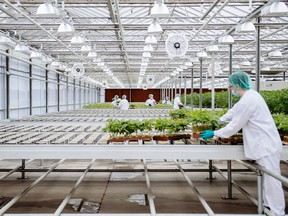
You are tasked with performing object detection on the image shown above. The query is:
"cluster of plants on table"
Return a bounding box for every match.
[83,103,115,109]
[272,113,288,141]
[183,88,288,114]
[102,118,190,141]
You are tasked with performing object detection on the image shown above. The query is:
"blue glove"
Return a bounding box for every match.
[200,130,214,140]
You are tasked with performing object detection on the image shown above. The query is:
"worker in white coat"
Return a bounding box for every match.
[200,71,285,216]
[173,94,183,109]
[145,94,157,106]
[118,95,129,110]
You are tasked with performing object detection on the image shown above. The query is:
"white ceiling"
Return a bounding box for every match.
[0,0,287,89]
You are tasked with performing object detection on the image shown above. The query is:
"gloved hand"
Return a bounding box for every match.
[200,130,214,140]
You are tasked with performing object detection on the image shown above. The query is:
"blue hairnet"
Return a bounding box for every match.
[122,95,127,99]
[228,71,252,90]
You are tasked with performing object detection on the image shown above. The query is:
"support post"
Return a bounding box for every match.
[255,17,261,93]
[191,68,194,109]
[257,170,263,214]
[199,59,203,110]
[5,50,9,119]
[57,73,60,112]
[18,159,27,179]
[73,79,76,109]
[29,59,32,116]
[228,44,232,108]
[184,75,187,107]
[45,66,48,113]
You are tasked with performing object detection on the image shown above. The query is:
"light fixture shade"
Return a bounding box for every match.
[206,45,219,52]
[150,1,170,18]
[71,36,85,44]
[80,45,91,53]
[36,3,59,16]
[241,60,251,66]
[57,23,75,35]
[87,51,97,58]
[0,35,12,44]
[145,35,157,44]
[50,61,60,68]
[233,64,240,69]
[143,44,154,52]
[42,56,53,64]
[142,52,151,58]
[14,44,29,52]
[147,22,163,34]
[30,51,42,59]
[218,35,234,44]
[235,22,255,33]
[261,2,288,16]
[268,50,282,57]
[196,51,207,59]
[185,62,193,67]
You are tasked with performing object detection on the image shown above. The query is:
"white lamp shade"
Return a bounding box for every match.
[145,35,157,44]
[233,64,240,69]
[50,61,60,68]
[42,56,53,64]
[143,44,154,52]
[261,2,288,16]
[87,51,97,58]
[57,23,75,35]
[185,62,193,67]
[71,36,85,44]
[147,22,163,34]
[15,44,29,52]
[268,50,282,57]
[142,52,151,58]
[150,2,169,18]
[235,22,255,33]
[0,35,12,44]
[36,3,59,16]
[30,51,42,59]
[241,60,251,66]
[197,51,208,59]
[218,35,234,44]
[80,45,91,53]
[206,45,219,52]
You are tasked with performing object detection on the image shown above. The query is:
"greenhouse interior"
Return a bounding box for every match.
[0,0,288,215]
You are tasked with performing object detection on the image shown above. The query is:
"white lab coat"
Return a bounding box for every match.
[214,89,282,160]
[214,89,285,216]
[173,97,183,109]
[118,99,129,110]
[145,99,156,106]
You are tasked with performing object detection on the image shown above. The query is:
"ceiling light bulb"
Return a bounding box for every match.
[14,44,29,52]
[218,35,234,44]
[143,44,154,52]
[197,51,208,59]
[71,35,85,44]
[150,1,170,18]
[80,45,91,53]
[261,2,288,16]
[57,23,75,35]
[87,51,97,58]
[268,50,282,57]
[206,45,219,52]
[145,35,157,44]
[147,22,163,34]
[235,22,255,33]
[30,51,42,59]
[36,2,59,16]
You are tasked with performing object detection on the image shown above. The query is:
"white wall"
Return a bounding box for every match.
[252,81,288,91]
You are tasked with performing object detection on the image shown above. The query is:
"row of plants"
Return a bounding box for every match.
[182,88,288,114]
[83,103,172,109]
[102,118,190,138]
[272,113,288,141]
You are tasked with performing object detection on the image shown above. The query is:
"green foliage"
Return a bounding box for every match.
[261,89,288,114]
[272,113,288,135]
[83,103,115,109]
[169,109,191,119]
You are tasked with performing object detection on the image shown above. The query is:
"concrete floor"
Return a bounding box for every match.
[0,159,287,215]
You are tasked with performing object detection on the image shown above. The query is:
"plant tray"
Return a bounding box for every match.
[108,135,151,143]
[192,133,200,139]
[153,134,191,141]
[283,135,288,143]
[219,136,243,145]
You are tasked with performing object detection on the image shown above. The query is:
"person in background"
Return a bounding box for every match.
[118,95,129,110]
[173,94,183,109]
[162,96,172,105]
[200,71,285,216]
[145,94,157,106]
[111,95,120,107]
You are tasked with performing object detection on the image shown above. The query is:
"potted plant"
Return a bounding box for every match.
[273,113,288,142]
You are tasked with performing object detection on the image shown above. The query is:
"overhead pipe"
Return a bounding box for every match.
[200,0,221,20]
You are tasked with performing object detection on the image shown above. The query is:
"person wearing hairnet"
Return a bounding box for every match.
[118,95,129,110]
[173,94,183,109]
[145,94,157,106]
[200,71,285,216]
